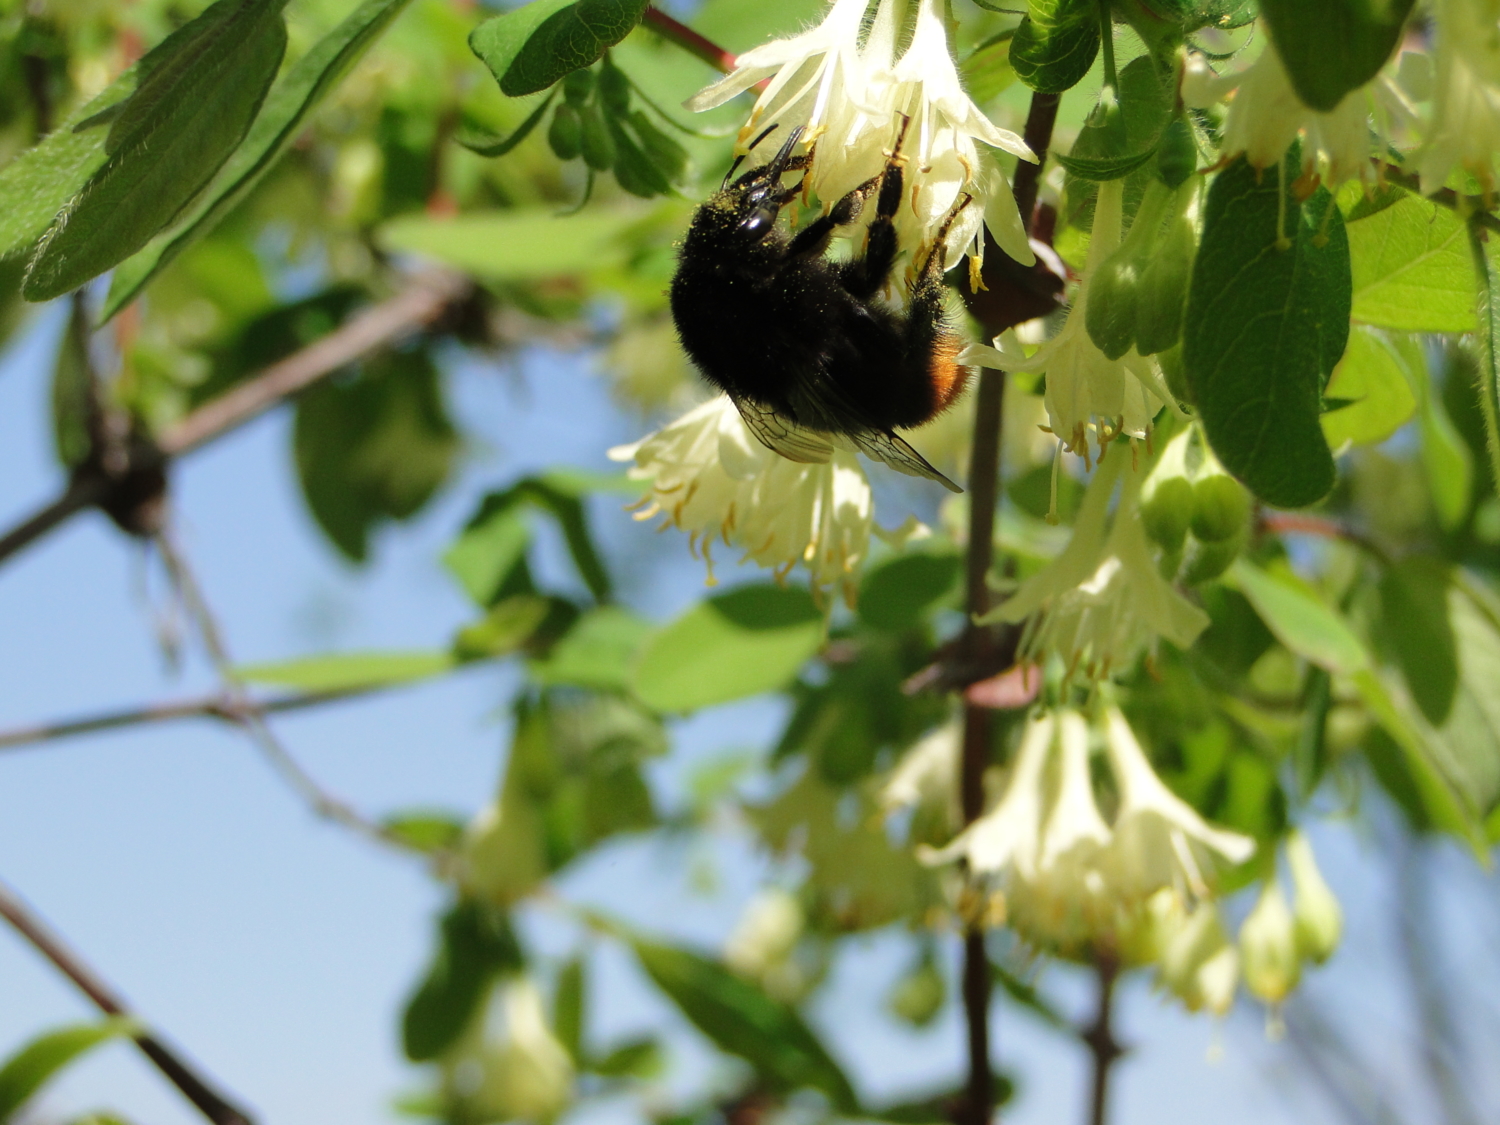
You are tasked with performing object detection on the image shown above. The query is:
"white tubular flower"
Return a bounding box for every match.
[609,395,873,598]
[923,710,1052,878]
[1239,878,1302,1005]
[979,451,1211,681]
[966,181,1171,462]
[687,0,1034,282]
[1418,0,1500,192]
[881,722,961,826]
[725,887,805,981]
[447,978,575,1123]
[1102,706,1255,901]
[1157,900,1240,1016]
[1287,830,1342,964]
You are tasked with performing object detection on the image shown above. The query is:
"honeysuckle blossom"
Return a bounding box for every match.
[443,978,574,1123]
[1417,0,1500,191]
[1155,898,1241,1016]
[1287,829,1342,964]
[687,0,1035,280]
[609,395,872,599]
[881,722,961,830]
[965,181,1175,463]
[1100,706,1255,901]
[926,707,1250,961]
[1185,44,1377,190]
[1239,877,1301,1004]
[979,448,1211,681]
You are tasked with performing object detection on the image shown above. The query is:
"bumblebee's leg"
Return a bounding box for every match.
[836,116,916,299]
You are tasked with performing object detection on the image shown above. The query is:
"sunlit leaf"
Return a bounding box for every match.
[0,1019,137,1122]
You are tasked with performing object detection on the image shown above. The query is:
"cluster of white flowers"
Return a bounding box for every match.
[923,708,1254,964]
[964,180,1178,467]
[689,0,1035,276]
[609,395,873,600]
[980,447,1210,681]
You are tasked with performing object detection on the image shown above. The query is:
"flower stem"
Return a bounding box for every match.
[1082,953,1124,1125]
[641,6,736,73]
[956,87,1063,1125]
[1097,0,1117,91]
[1467,219,1500,498]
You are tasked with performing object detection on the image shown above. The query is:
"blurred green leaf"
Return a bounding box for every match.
[1394,336,1474,531]
[103,0,420,319]
[51,297,93,470]
[294,349,459,562]
[591,1036,663,1077]
[382,810,466,854]
[379,206,653,281]
[453,595,556,661]
[633,585,824,712]
[0,1019,137,1122]
[1321,327,1417,448]
[237,650,453,691]
[402,901,523,1062]
[24,0,289,301]
[1378,557,1458,726]
[857,552,961,632]
[531,606,651,689]
[631,939,859,1110]
[1228,560,1367,675]
[1347,190,1476,333]
[554,957,585,1064]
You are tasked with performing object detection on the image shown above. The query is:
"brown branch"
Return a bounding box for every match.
[1081,953,1124,1125]
[641,7,736,74]
[0,268,470,569]
[953,90,1063,1125]
[1259,512,1391,566]
[0,877,255,1125]
[0,687,375,752]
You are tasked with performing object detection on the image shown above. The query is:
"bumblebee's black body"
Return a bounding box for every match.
[669,125,968,491]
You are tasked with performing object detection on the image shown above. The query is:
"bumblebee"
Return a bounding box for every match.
[669,119,971,493]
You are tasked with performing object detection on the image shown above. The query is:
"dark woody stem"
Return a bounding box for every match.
[956,89,1063,1125]
[1083,952,1124,1125]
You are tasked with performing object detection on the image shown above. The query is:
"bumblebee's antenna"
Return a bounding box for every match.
[722,123,783,188]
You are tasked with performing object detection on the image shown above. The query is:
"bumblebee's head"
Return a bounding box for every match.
[696,126,806,251]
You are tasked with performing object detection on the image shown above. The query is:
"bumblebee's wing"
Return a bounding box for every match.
[843,428,964,493]
[731,395,835,464]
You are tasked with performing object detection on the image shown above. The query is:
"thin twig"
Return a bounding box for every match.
[0,687,377,752]
[641,6,736,73]
[1082,953,1123,1125]
[0,877,255,1125]
[153,530,421,856]
[0,269,470,569]
[1258,512,1392,567]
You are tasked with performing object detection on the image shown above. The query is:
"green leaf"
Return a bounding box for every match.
[856,552,961,632]
[237,649,454,691]
[1184,153,1350,508]
[1320,326,1416,448]
[554,957,586,1064]
[102,0,419,319]
[294,349,459,562]
[445,476,612,607]
[591,1037,663,1078]
[1061,57,1172,228]
[453,595,556,661]
[1259,0,1414,112]
[1010,0,1100,95]
[402,901,523,1062]
[378,205,653,281]
[631,939,858,1110]
[1227,559,1367,675]
[1052,145,1159,183]
[470,0,649,98]
[1378,557,1458,726]
[382,810,467,854]
[632,585,824,712]
[0,1019,137,1122]
[24,0,290,301]
[1346,190,1476,332]
[531,606,651,689]
[1393,336,1473,530]
[51,298,93,469]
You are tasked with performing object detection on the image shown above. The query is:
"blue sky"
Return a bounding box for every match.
[0,299,1490,1125]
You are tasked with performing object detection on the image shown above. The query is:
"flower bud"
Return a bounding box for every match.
[1240,879,1301,1004]
[598,59,632,115]
[548,104,582,161]
[562,67,594,108]
[1190,473,1252,543]
[888,956,945,1027]
[1156,118,1198,189]
[1178,528,1244,584]
[1133,215,1195,356]
[1159,902,1239,1016]
[1085,249,1141,361]
[1287,831,1342,964]
[580,103,616,171]
[1140,475,1193,553]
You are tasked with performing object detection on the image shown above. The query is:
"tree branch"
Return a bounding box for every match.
[1081,953,1123,1125]
[641,6,736,74]
[0,877,255,1125]
[0,686,378,752]
[0,268,470,569]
